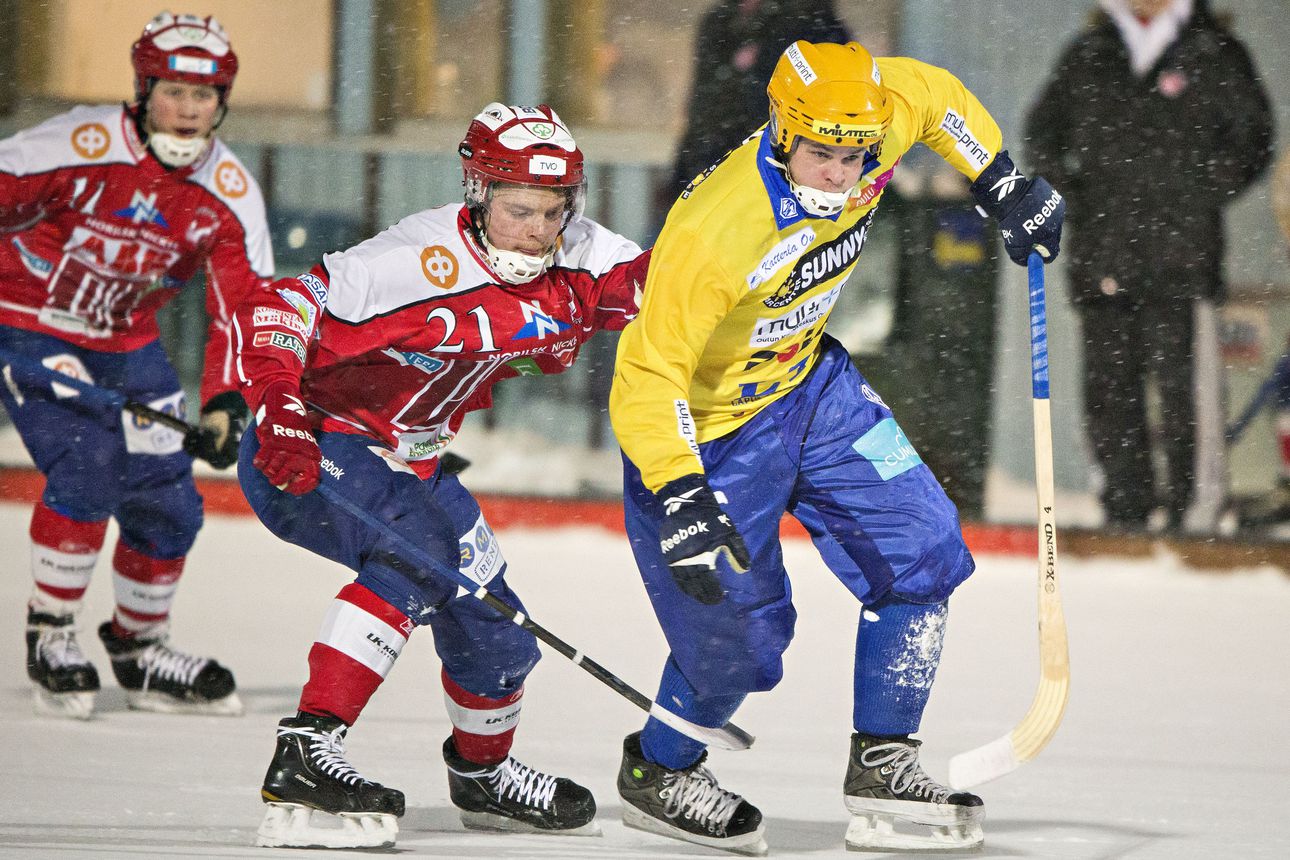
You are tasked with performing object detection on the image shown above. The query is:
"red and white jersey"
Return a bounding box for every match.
[0,104,273,404]
[234,204,647,476]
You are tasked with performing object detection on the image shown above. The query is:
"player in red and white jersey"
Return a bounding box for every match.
[237,103,647,849]
[0,12,272,720]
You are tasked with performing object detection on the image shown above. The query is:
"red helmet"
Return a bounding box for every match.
[131,12,238,104]
[459,103,586,205]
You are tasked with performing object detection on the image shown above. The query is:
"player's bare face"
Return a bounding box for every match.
[786,140,866,193]
[485,186,567,256]
[145,81,220,139]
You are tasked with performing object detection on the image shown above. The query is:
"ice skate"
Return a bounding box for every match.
[444,736,600,836]
[26,610,99,719]
[617,731,767,856]
[257,713,404,849]
[97,621,242,715]
[843,733,984,852]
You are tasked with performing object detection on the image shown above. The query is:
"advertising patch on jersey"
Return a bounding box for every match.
[383,347,445,375]
[214,161,249,198]
[297,273,329,307]
[122,390,186,456]
[507,357,544,376]
[764,211,872,309]
[12,238,52,279]
[40,354,93,399]
[113,190,169,228]
[275,288,318,333]
[254,330,306,363]
[396,428,456,461]
[747,227,815,290]
[940,109,992,170]
[458,514,504,586]
[514,299,571,340]
[750,283,842,347]
[70,123,111,160]
[779,197,799,220]
[673,399,702,458]
[368,446,417,475]
[852,417,923,481]
[253,306,309,334]
[849,164,898,211]
[420,245,458,290]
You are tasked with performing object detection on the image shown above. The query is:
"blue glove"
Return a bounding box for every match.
[657,473,751,605]
[971,150,1065,265]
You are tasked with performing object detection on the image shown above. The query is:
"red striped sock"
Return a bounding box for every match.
[442,667,523,765]
[29,503,107,613]
[299,583,413,726]
[111,543,185,638]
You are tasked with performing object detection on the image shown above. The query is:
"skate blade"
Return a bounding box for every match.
[460,809,603,837]
[32,686,95,720]
[845,812,984,853]
[255,802,398,849]
[124,689,244,716]
[622,801,768,856]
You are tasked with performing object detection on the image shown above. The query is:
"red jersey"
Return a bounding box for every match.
[0,104,274,404]
[234,204,647,476]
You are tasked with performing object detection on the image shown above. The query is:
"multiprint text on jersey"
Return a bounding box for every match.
[750,283,843,347]
[764,211,873,309]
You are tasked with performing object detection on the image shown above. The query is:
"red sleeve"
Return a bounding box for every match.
[0,169,71,230]
[232,265,329,411]
[199,211,274,406]
[586,249,649,331]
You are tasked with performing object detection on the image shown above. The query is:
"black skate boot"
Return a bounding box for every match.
[26,610,99,719]
[97,621,242,715]
[617,731,766,856]
[444,736,599,835]
[843,733,984,851]
[257,712,405,849]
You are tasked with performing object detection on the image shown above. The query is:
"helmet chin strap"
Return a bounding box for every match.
[482,237,554,285]
[769,154,857,217]
[147,131,212,168]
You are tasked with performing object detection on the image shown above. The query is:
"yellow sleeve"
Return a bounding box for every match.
[610,223,743,493]
[881,57,1004,182]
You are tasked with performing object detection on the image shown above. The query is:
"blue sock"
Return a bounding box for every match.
[853,597,949,736]
[639,656,746,770]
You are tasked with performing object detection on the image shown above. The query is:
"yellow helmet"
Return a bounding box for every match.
[767,41,892,156]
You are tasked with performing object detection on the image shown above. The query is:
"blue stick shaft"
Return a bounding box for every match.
[1028,251,1050,401]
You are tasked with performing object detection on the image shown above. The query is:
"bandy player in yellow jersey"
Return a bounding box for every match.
[609,41,1064,854]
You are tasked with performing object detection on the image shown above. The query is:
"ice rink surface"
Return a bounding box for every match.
[2,500,1288,859]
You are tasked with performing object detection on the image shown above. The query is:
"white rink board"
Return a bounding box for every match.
[1,501,1288,859]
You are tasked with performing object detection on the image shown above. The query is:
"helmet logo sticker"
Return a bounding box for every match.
[169,55,217,75]
[71,123,111,160]
[785,43,817,85]
[528,155,566,176]
[528,122,555,139]
[420,246,459,290]
[810,120,882,141]
[214,161,248,198]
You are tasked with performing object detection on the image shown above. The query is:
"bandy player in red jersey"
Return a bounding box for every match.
[0,13,272,720]
[235,103,648,849]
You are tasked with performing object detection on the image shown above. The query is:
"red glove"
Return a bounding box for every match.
[252,383,321,495]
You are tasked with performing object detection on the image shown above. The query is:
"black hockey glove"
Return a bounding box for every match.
[183,390,249,470]
[971,150,1065,266]
[657,473,751,605]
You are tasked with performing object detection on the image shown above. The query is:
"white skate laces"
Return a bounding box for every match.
[281,723,365,786]
[859,741,952,802]
[35,625,91,670]
[477,758,559,810]
[133,640,210,691]
[659,765,744,835]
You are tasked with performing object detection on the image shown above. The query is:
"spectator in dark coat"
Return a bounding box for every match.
[665,0,850,202]
[1025,0,1273,531]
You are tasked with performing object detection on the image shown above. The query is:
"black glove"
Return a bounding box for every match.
[656,473,751,605]
[971,150,1065,265]
[183,390,249,470]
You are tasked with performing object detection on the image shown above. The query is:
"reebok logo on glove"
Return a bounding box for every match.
[270,424,316,442]
[971,149,1065,265]
[660,519,710,553]
[1023,189,1064,235]
[655,474,752,605]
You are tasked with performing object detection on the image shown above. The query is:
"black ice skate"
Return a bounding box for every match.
[444,736,600,836]
[843,733,984,852]
[97,621,242,715]
[257,713,404,849]
[26,610,99,720]
[617,731,767,856]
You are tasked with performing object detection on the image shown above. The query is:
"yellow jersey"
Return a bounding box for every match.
[611,57,1004,492]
